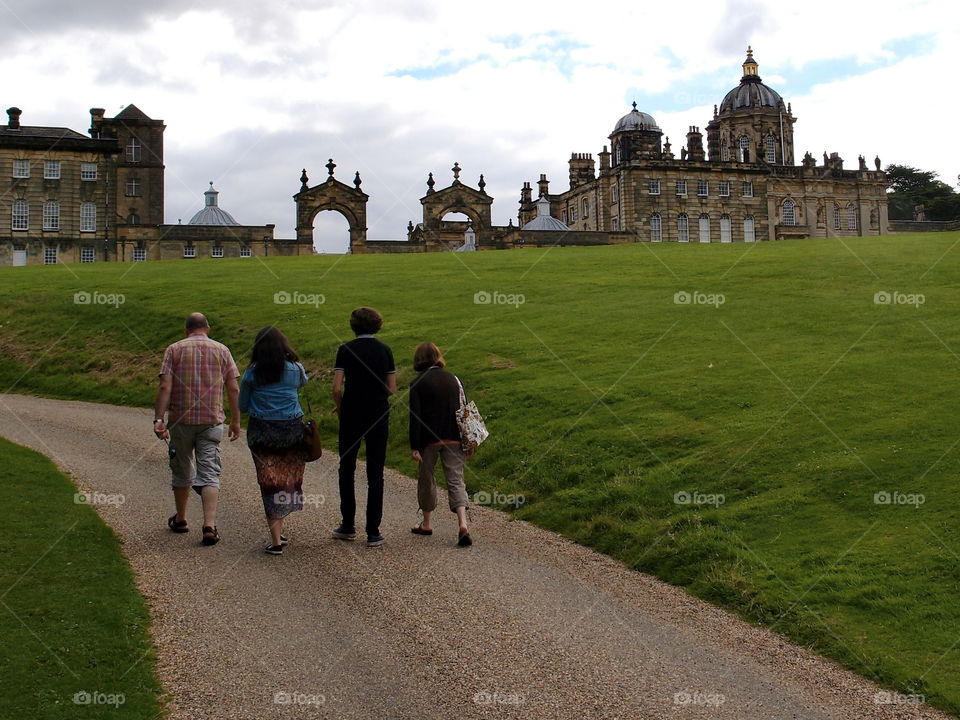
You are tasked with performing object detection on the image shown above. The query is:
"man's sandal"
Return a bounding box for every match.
[167,515,189,533]
[201,526,220,546]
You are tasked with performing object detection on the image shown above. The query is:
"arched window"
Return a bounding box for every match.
[126,137,142,163]
[614,144,622,166]
[12,199,28,230]
[739,135,750,162]
[43,201,60,230]
[80,202,96,232]
[744,215,756,242]
[782,199,795,226]
[699,213,711,243]
[650,213,662,242]
[720,214,732,243]
[721,140,729,162]
[765,136,777,163]
[847,203,858,230]
[833,204,841,230]
[127,213,140,225]
[677,213,689,242]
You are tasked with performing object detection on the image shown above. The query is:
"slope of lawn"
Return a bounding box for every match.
[0,437,164,718]
[1,233,958,714]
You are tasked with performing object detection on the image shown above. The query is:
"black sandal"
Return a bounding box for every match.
[167,514,189,533]
[457,530,473,547]
[411,525,433,535]
[201,526,220,546]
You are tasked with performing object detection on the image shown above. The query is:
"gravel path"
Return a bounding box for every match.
[0,392,947,720]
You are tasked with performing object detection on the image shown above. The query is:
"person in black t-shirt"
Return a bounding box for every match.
[331,307,396,547]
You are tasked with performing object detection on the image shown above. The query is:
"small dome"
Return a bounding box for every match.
[522,196,569,231]
[189,182,240,226]
[612,102,661,134]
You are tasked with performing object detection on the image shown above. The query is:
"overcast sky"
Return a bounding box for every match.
[3,0,956,252]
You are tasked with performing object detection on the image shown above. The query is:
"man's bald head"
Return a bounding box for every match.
[185,313,210,333]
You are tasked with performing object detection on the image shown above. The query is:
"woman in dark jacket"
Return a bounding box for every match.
[409,342,471,546]
[239,326,309,555]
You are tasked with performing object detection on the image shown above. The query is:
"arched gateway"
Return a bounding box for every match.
[294,159,369,253]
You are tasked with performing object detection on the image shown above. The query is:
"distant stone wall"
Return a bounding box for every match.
[888,219,960,233]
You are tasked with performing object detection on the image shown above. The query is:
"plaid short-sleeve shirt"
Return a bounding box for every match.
[160,335,239,425]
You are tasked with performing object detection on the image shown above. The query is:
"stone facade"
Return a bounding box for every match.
[518,48,889,244]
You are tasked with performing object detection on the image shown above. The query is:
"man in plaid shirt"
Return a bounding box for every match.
[153,313,241,546]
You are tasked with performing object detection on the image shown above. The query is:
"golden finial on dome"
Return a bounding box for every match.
[743,45,759,76]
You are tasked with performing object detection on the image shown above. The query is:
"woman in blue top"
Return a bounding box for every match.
[239,326,309,555]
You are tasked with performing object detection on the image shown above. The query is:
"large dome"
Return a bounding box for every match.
[612,102,660,134]
[718,47,785,114]
[189,182,240,226]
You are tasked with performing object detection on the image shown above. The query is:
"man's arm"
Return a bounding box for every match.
[153,375,173,440]
[225,376,241,441]
[332,369,345,415]
[385,373,397,396]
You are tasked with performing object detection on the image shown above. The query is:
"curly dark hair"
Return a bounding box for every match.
[349,307,383,335]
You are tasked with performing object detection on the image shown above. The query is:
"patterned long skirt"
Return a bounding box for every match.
[247,417,308,519]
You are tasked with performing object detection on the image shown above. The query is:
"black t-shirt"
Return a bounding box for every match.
[409,367,462,452]
[334,336,395,416]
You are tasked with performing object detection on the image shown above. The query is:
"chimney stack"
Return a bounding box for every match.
[6,107,21,130]
[89,107,105,138]
[537,173,549,198]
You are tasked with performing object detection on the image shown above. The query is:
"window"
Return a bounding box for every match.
[80,203,96,232]
[126,138,142,163]
[738,136,750,162]
[44,246,57,264]
[127,213,140,225]
[183,246,196,258]
[81,163,97,181]
[614,145,622,165]
[43,201,59,230]
[80,247,95,263]
[676,179,687,196]
[677,213,689,242]
[721,141,729,162]
[570,206,578,222]
[44,161,61,179]
[648,179,660,195]
[742,181,753,198]
[720,215,732,243]
[125,178,140,196]
[744,215,756,242]
[133,247,147,262]
[833,204,841,230]
[13,159,29,178]
[12,200,28,230]
[611,183,620,203]
[782,199,796,226]
[580,198,587,218]
[847,204,858,230]
[719,181,730,197]
[212,246,224,258]
[765,136,777,164]
[699,213,711,243]
[240,246,252,258]
[561,210,568,224]
[650,213,662,242]
[611,217,619,231]
[697,179,708,197]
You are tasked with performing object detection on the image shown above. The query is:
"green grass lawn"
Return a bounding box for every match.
[1,234,959,714]
[0,437,164,718]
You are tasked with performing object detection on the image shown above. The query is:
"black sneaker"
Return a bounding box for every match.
[264,544,283,555]
[280,535,289,546]
[332,525,357,541]
[366,533,386,547]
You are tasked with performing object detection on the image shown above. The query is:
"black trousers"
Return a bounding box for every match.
[337,411,389,536]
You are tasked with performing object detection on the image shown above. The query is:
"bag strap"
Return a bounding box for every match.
[455,376,466,410]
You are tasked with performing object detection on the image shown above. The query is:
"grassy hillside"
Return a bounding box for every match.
[1,234,959,714]
[0,437,164,718]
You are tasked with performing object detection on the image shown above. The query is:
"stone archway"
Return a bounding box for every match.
[415,163,493,249]
[294,160,369,253]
